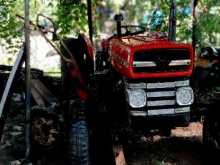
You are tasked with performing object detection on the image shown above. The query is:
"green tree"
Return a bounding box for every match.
[0,0,42,39]
[54,1,87,37]
[0,0,88,39]
[0,0,220,47]
[196,0,220,46]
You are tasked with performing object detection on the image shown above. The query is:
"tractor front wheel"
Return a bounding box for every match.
[203,108,220,150]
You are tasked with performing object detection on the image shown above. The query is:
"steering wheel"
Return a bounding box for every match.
[120,25,145,36]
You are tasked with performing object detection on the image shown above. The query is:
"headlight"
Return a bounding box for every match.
[176,87,194,106]
[126,89,146,108]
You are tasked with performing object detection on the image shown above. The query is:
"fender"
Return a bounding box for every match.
[79,33,94,60]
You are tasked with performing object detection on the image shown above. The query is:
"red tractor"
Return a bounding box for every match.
[28,6,220,165]
[58,6,196,165]
[98,13,195,135]
[0,2,196,165]
[68,11,194,164]
[2,1,217,165]
[27,9,220,164]
[23,9,196,165]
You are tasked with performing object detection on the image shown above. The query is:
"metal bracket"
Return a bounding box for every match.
[0,45,25,138]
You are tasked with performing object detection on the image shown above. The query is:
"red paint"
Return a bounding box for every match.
[77,88,89,101]
[68,62,89,100]
[104,33,195,79]
[80,34,94,59]
[101,39,109,50]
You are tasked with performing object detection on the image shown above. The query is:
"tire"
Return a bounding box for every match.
[203,115,212,147]
[69,120,89,165]
[203,113,220,149]
[161,128,171,137]
[89,111,116,165]
[30,110,62,165]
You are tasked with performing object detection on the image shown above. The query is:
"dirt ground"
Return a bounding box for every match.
[125,123,205,165]
[1,117,215,165]
[0,95,218,165]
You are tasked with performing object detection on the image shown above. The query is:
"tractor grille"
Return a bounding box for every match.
[128,79,191,116]
[133,49,191,73]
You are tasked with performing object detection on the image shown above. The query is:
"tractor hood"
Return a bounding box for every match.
[107,33,195,79]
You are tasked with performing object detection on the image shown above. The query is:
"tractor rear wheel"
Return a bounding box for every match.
[69,119,89,165]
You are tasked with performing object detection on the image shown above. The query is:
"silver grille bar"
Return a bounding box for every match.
[130,111,147,116]
[148,108,175,116]
[147,80,189,89]
[130,107,190,116]
[133,61,156,67]
[127,83,147,89]
[147,107,190,116]
[147,82,175,89]
[133,60,190,67]
[147,91,175,98]
[147,100,176,107]
[169,59,191,66]
[175,107,190,113]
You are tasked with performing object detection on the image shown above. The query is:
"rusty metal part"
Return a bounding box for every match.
[16,14,88,99]
[0,45,25,140]
[31,114,59,149]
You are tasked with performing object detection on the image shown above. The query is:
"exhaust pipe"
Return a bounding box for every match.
[168,0,177,41]
[114,14,124,37]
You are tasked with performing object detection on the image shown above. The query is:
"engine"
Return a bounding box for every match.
[103,32,195,123]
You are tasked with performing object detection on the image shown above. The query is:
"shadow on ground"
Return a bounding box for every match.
[0,95,219,165]
[126,136,203,165]
[126,123,220,165]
